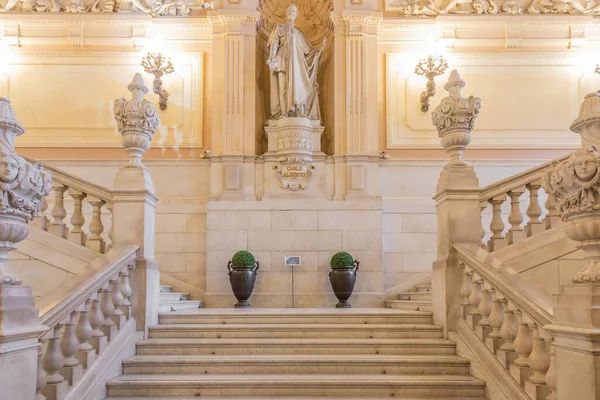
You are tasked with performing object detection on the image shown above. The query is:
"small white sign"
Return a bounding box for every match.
[285,256,301,267]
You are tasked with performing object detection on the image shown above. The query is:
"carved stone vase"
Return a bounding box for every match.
[329,261,359,308]
[431,70,481,168]
[227,261,260,308]
[114,73,160,169]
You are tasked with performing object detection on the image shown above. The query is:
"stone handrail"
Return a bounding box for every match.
[454,242,556,400]
[22,157,115,254]
[35,244,138,400]
[478,153,573,252]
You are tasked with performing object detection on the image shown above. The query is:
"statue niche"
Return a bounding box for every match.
[266,4,325,120]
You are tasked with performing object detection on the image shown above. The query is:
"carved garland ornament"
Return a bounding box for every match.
[0,0,191,16]
[391,0,600,16]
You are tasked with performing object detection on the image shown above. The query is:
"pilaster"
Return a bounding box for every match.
[209,5,259,201]
[331,9,382,199]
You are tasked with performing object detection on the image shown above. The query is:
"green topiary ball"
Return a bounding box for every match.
[330,252,354,269]
[231,250,256,267]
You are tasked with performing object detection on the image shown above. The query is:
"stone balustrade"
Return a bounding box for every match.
[455,252,556,400]
[478,155,571,252]
[24,159,115,254]
[36,247,137,400]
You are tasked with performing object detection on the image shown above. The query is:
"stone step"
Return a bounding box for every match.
[106,374,486,397]
[160,285,173,293]
[158,308,432,325]
[148,324,443,339]
[158,301,204,313]
[415,284,432,293]
[398,292,432,302]
[136,338,458,356]
[106,397,489,400]
[159,292,190,302]
[122,354,470,375]
[386,300,433,312]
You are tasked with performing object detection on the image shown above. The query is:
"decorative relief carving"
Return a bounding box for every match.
[543,92,600,283]
[0,0,191,15]
[276,130,314,152]
[273,156,315,191]
[0,97,52,285]
[389,0,600,15]
[431,69,481,167]
[114,73,160,168]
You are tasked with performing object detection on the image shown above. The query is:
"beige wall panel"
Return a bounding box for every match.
[386,53,600,149]
[2,52,202,148]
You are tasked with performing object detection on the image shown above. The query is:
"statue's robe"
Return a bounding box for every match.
[268,23,321,119]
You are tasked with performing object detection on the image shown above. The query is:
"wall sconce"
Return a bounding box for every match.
[141,52,175,111]
[596,64,600,75]
[415,55,449,113]
[200,1,213,8]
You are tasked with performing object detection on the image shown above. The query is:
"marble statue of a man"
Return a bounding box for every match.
[267,4,326,120]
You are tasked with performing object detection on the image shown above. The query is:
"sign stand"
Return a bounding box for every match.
[285,256,301,309]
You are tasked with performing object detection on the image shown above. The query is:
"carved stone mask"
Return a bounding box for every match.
[0,152,19,184]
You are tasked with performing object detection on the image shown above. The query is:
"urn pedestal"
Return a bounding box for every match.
[262,117,328,200]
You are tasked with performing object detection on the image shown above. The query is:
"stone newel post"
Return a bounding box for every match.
[543,91,600,400]
[112,74,160,336]
[0,97,52,398]
[431,70,482,335]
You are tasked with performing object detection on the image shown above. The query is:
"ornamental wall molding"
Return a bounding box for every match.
[387,0,600,17]
[0,0,198,16]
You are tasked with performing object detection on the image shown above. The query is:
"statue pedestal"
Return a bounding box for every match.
[262,118,328,200]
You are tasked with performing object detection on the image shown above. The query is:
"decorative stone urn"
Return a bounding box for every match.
[0,97,52,285]
[431,70,482,167]
[114,73,160,169]
[543,92,600,283]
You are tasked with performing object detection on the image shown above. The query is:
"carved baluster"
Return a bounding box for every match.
[32,196,50,231]
[480,203,487,248]
[459,266,473,319]
[67,189,87,246]
[478,284,492,326]
[110,276,126,329]
[42,325,67,399]
[86,197,106,253]
[100,286,117,341]
[89,294,108,355]
[513,311,533,367]
[49,183,69,238]
[487,195,507,252]
[106,202,114,250]
[543,190,561,230]
[546,339,557,400]
[487,292,505,353]
[506,188,525,245]
[75,300,95,369]
[467,275,482,329]
[529,325,551,384]
[60,311,82,385]
[499,307,518,352]
[36,345,47,400]
[120,265,133,319]
[525,182,544,237]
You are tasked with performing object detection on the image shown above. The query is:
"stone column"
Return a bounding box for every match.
[113,74,160,336]
[543,91,600,400]
[331,5,382,200]
[430,71,482,335]
[208,3,259,201]
[0,97,52,399]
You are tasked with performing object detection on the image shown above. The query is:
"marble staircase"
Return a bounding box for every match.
[105,308,486,399]
[386,283,433,312]
[159,285,204,313]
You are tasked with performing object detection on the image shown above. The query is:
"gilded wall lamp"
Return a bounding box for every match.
[415,55,449,113]
[141,52,175,111]
[596,64,600,75]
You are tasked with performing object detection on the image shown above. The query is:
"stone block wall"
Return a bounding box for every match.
[204,200,384,308]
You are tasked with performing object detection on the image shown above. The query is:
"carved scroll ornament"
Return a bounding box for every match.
[394,0,600,16]
[1,0,191,15]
